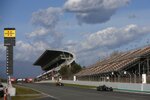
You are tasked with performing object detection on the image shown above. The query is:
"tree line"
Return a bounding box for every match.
[58,61,82,79]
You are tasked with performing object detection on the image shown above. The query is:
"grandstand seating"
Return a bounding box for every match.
[76,45,150,82]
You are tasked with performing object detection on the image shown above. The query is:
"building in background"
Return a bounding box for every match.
[33,50,75,81]
[75,45,150,83]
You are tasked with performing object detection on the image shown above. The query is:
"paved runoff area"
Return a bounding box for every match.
[21,83,150,100]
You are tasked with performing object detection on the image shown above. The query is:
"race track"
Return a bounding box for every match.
[21,83,150,100]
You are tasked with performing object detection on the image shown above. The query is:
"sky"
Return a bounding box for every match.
[0,0,150,78]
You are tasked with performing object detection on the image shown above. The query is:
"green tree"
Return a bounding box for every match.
[59,62,82,79]
[71,62,82,74]
[59,66,68,77]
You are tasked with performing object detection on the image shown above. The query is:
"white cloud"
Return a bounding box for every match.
[64,40,78,47]
[80,24,150,51]
[27,7,64,48]
[31,7,62,28]
[1,24,149,66]
[64,0,130,24]
[28,27,49,38]
[28,7,63,39]
[0,43,6,61]
[21,1,149,66]
[14,41,50,61]
[68,24,150,65]
[63,40,78,53]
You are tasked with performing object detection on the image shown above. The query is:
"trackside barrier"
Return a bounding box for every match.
[4,88,11,100]
[2,82,16,100]
[38,80,150,92]
[4,88,8,100]
[61,80,150,92]
[3,86,16,100]
[8,87,16,96]
[4,94,7,100]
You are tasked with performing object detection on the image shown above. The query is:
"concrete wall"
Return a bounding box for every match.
[61,80,150,92]
[143,84,150,91]
[37,80,150,92]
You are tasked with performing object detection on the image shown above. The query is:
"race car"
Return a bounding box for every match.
[96,85,113,91]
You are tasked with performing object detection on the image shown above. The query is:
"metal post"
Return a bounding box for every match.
[114,74,116,82]
[128,73,131,83]
[134,71,137,83]
[147,58,149,74]
[139,63,141,76]
[138,63,141,83]
[98,75,101,81]
[92,76,94,81]
[96,75,98,81]
[117,73,120,82]
[111,72,115,82]
[117,72,121,82]
[109,74,111,82]
[143,63,145,74]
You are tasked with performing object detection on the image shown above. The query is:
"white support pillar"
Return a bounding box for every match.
[73,76,76,81]
[142,74,146,84]
[141,74,146,91]
[52,77,54,81]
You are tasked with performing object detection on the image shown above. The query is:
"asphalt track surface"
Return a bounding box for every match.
[21,83,150,100]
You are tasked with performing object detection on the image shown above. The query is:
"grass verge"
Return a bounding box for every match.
[14,85,40,95]
[114,88,150,93]
[64,83,96,89]
[11,85,43,100]
[12,95,42,100]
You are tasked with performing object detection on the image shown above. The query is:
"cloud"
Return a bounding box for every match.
[66,24,150,66]
[14,40,50,61]
[27,7,64,48]
[79,24,150,51]
[76,49,109,66]
[64,0,130,24]
[0,43,6,61]
[21,1,148,66]
[63,40,78,52]
[128,14,137,19]
[28,27,49,38]
[2,24,149,67]
[28,7,63,39]
[31,7,62,29]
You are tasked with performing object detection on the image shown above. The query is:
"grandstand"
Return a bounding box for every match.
[76,46,150,83]
[33,50,75,81]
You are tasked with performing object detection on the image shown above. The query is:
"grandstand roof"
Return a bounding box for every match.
[33,50,74,71]
[76,46,150,76]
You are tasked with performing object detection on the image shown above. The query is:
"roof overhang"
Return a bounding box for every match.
[33,50,74,71]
